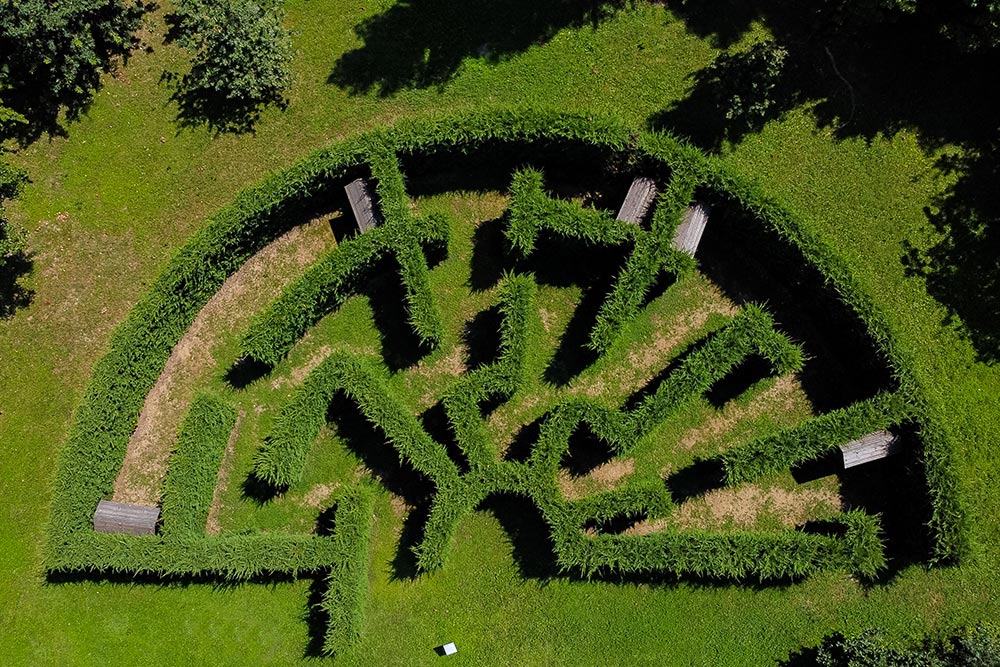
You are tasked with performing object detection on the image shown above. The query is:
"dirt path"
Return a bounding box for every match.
[112,218,337,505]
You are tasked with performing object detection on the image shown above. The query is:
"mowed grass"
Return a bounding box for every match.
[1,1,1000,665]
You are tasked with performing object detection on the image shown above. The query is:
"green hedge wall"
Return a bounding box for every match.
[320,485,375,656]
[46,109,965,655]
[160,394,238,538]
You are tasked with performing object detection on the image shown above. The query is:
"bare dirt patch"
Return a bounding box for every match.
[677,374,812,452]
[113,218,336,505]
[672,484,843,531]
[558,458,635,500]
[300,482,341,509]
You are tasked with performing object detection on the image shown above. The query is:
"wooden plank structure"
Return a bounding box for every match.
[673,202,711,256]
[93,500,159,536]
[839,430,901,469]
[615,176,657,225]
[344,178,383,233]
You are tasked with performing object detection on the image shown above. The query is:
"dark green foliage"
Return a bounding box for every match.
[160,395,237,538]
[0,163,27,269]
[0,0,144,135]
[805,623,1000,667]
[169,0,292,131]
[704,42,790,130]
[320,485,375,656]
[720,392,913,485]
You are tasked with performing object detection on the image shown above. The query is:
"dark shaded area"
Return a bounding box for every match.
[582,510,648,535]
[528,234,633,385]
[704,355,773,408]
[468,217,511,292]
[462,306,503,370]
[330,0,623,96]
[790,449,842,484]
[362,255,435,372]
[326,392,435,580]
[904,142,1000,363]
[0,253,34,318]
[837,427,934,584]
[665,458,725,503]
[480,492,559,580]
[652,0,999,152]
[504,415,544,462]
[303,574,330,657]
[241,471,284,504]
[419,401,469,474]
[162,68,288,135]
[560,422,615,477]
[224,356,272,389]
[696,196,894,412]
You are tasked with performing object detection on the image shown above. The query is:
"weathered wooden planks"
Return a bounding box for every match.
[344,178,383,233]
[839,430,901,468]
[616,177,658,225]
[673,202,711,256]
[93,499,160,536]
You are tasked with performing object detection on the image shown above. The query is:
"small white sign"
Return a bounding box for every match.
[442,642,458,656]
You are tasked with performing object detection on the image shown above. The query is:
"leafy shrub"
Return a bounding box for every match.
[806,623,1000,667]
[170,0,292,131]
[0,163,27,269]
[0,0,144,134]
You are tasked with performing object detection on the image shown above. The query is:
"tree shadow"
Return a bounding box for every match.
[0,252,34,318]
[653,0,999,152]
[329,0,623,96]
[162,69,285,135]
[904,143,1000,363]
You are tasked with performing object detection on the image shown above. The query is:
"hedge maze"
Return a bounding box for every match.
[47,111,966,657]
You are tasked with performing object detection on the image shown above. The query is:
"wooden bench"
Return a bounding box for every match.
[839,430,901,469]
[344,178,384,233]
[673,202,711,256]
[616,177,657,225]
[93,500,160,536]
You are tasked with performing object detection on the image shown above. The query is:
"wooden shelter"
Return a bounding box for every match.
[673,202,711,256]
[344,178,384,233]
[839,430,901,469]
[93,500,159,536]
[616,176,657,225]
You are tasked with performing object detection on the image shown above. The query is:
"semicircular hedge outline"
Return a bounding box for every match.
[46,110,967,656]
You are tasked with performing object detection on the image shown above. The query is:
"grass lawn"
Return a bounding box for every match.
[2,1,999,665]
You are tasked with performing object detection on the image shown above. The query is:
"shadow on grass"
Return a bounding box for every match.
[329,0,623,96]
[904,143,1000,364]
[326,392,435,580]
[695,196,895,413]
[0,253,34,319]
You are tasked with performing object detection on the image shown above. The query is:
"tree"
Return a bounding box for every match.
[170,0,293,132]
[0,0,145,138]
